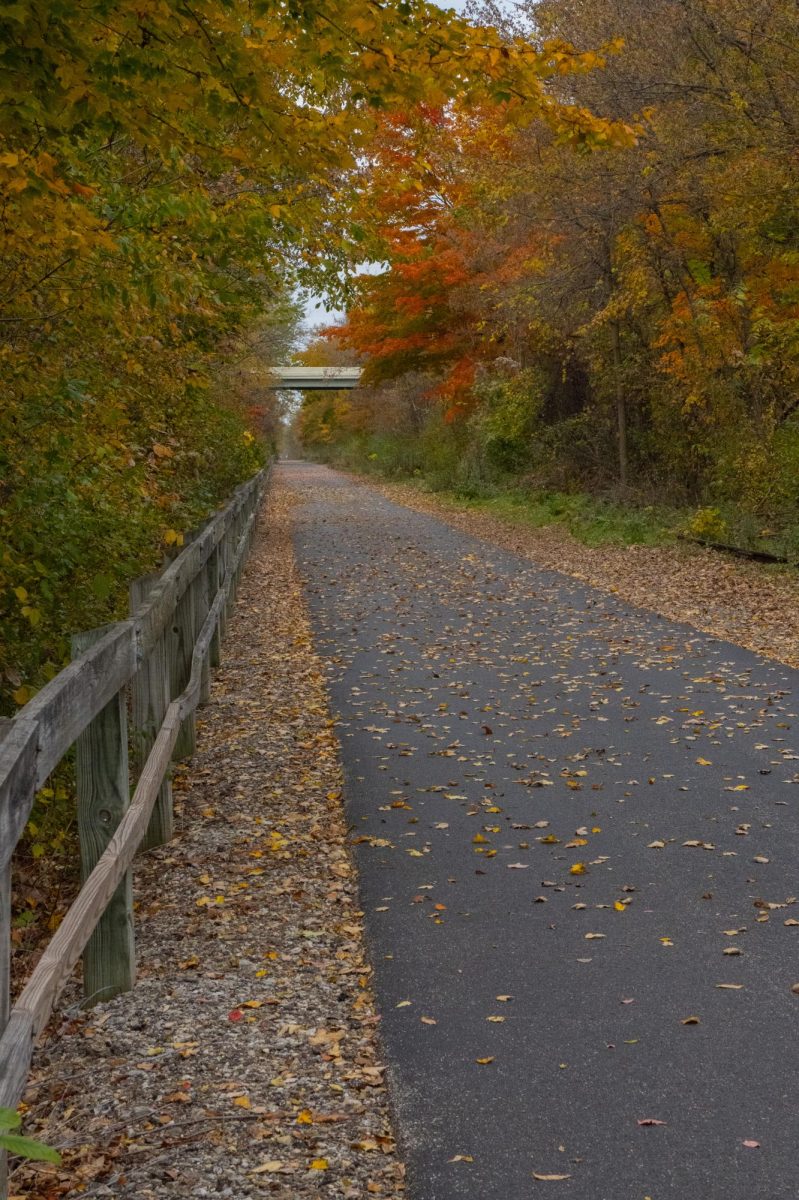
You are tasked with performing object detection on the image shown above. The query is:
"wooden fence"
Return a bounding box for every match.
[0,466,269,1193]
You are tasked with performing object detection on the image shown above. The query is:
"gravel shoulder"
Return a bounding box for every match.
[12,477,403,1200]
[363,477,799,668]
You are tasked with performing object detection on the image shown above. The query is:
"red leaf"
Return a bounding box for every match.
[637,1119,667,1127]
[228,1009,243,1022]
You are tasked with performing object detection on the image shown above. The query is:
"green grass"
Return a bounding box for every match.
[423,487,677,548]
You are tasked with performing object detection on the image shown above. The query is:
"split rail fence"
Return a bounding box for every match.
[0,465,269,1194]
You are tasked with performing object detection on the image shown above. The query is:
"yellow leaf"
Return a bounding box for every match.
[310,1158,328,1170]
[296,1109,313,1124]
[234,1095,251,1108]
[569,863,586,875]
[614,901,626,912]
[475,1056,494,1064]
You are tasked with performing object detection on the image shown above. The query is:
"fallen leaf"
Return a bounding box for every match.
[310,1158,329,1170]
[448,1154,474,1163]
[475,1056,494,1065]
[585,932,606,940]
[742,1140,760,1149]
[637,1119,667,1127]
[532,1173,572,1181]
[716,983,744,990]
[486,1015,505,1023]
[681,1016,700,1025]
[252,1161,285,1174]
[569,863,587,875]
[420,1016,437,1025]
[648,840,666,849]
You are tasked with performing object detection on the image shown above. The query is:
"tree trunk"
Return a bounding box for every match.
[611,320,628,491]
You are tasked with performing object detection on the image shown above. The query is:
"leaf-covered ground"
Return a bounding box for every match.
[12,479,403,1199]
[364,477,799,670]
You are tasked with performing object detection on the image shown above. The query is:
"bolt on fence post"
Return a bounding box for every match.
[130,575,173,850]
[72,628,135,1006]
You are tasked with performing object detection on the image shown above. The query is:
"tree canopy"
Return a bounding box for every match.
[301,0,799,555]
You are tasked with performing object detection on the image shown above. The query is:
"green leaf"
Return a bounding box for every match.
[0,1107,21,1132]
[0,1132,62,1164]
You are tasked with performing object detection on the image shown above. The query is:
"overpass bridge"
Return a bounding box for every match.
[266,366,361,389]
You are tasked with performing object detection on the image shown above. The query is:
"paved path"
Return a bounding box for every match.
[286,462,799,1200]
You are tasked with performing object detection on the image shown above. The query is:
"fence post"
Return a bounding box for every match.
[130,576,173,850]
[208,543,223,671]
[196,548,212,706]
[72,628,135,1006]
[171,580,197,761]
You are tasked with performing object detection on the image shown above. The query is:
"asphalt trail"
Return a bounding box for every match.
[286,461,799,1200]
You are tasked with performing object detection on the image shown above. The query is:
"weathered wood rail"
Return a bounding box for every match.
[0,466,269,1192]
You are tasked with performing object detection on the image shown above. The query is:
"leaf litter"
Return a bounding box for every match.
[13,478,403,1200]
